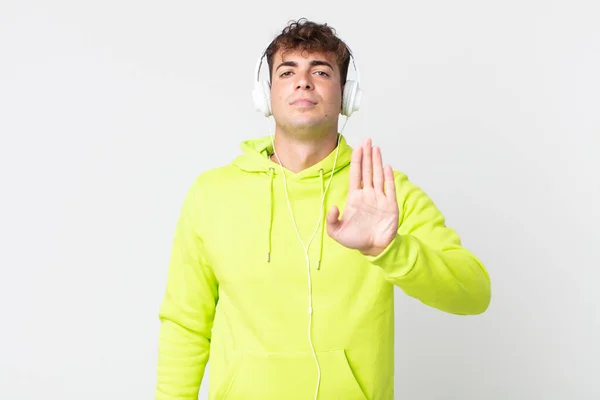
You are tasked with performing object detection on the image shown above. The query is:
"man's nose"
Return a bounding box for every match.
[296,82,312,89]
[295,72,313,89]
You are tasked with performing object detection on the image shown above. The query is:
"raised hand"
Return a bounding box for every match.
[326,138,399,257]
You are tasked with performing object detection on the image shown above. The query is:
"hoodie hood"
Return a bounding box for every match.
[232,134,354,267]
[232,134,354,180]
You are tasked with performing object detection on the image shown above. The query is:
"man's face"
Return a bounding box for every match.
[269,49,343,134]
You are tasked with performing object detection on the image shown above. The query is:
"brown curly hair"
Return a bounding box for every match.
[265,18,351,86]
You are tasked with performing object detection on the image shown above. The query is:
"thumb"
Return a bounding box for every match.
[326,205,342,236]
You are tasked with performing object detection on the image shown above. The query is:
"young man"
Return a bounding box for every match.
[156,18,491,400]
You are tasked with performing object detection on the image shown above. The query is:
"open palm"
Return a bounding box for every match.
[326,138,399,256]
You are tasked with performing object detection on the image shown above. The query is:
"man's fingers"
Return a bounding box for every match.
[373,146,384,193]
[384,165,396,198]
[362,138,373,188]
[349,146,362,190]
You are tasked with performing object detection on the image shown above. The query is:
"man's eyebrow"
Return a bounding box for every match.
[309,60,334,70]
[275,60,334,71]
[275,61,297,71]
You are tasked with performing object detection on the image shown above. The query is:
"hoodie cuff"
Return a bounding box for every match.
[363,233,414,278]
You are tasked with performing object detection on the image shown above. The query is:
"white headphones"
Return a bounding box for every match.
[252,46,363,117]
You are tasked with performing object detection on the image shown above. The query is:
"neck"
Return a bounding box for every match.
[270,129,339,173]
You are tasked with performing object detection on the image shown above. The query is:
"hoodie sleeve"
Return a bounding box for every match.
[156,177,218,399]
[364,172,491,315]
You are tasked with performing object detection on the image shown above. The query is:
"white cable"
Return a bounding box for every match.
[267,116,349,400]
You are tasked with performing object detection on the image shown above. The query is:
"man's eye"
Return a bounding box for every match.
[315,71,330,77]
[280,71,292,77]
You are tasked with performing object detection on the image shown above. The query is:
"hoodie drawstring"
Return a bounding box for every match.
[317,169,325,270]
[267,167,275,262]
[266,167,327,270]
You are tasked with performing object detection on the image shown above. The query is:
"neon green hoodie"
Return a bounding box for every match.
[156,134,491,400]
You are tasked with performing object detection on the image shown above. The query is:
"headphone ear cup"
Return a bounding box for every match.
[253,80,272,117]
[342,80,362,117]
[263,81,272,116]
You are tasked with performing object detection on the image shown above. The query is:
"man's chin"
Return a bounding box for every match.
[274,113,338,135]
[287,115,330,128]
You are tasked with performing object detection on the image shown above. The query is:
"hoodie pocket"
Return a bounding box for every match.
[218,349,368,400]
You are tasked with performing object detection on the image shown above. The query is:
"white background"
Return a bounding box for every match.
[1,1,599,399]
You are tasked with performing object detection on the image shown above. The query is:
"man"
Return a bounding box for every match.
[156,18,491,400]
